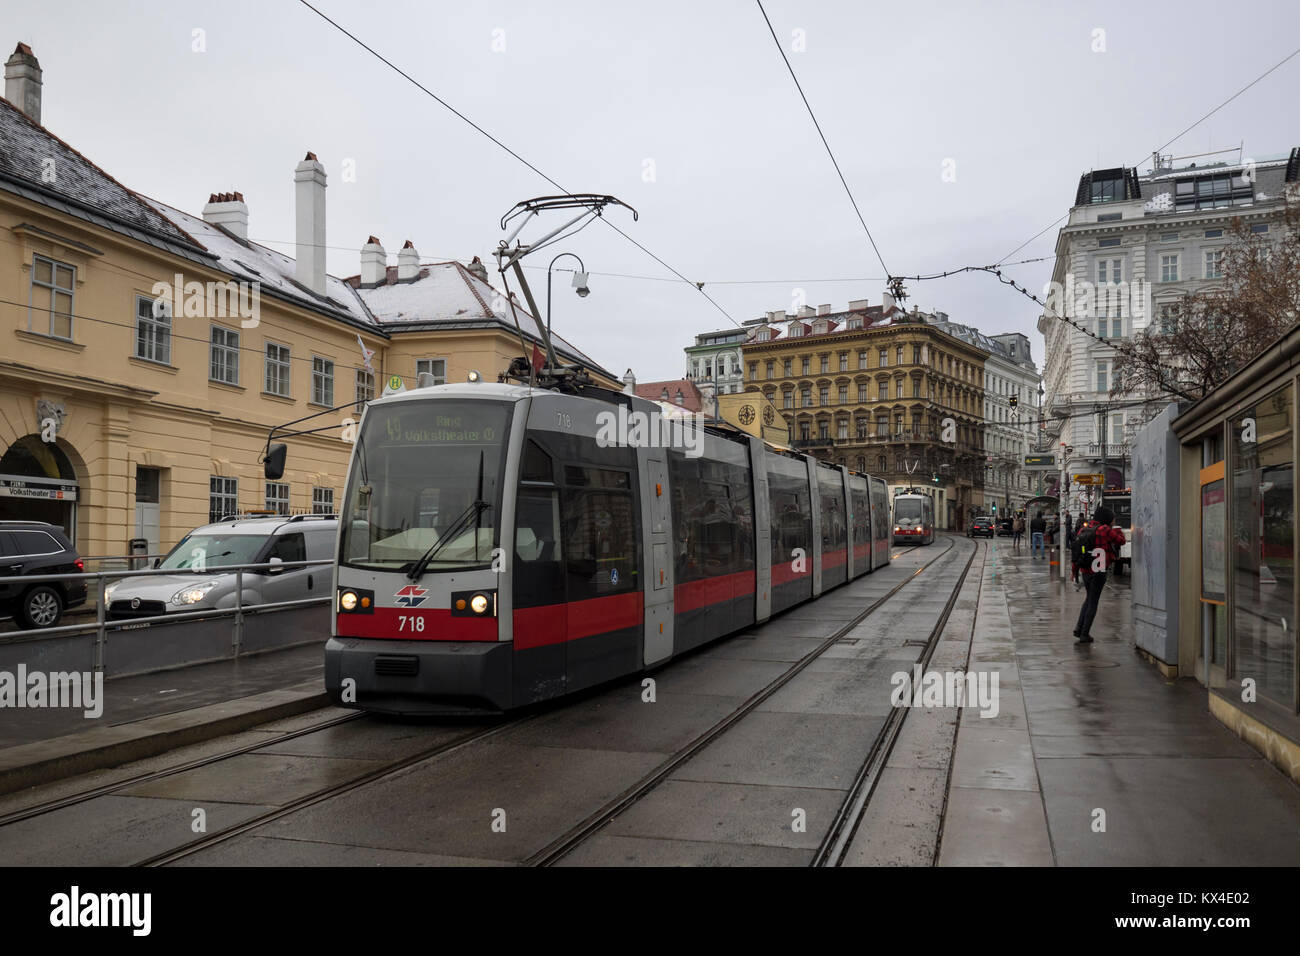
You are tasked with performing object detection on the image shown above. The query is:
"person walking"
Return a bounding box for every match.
[1030,512,1045,559]
[1069,512,1086,589]
[1012,513,1024,553]
[1073,505,1126,644]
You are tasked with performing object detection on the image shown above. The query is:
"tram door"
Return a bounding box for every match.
[640,449,673,665]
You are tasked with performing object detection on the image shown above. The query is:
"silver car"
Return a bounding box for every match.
[105,514,336,619]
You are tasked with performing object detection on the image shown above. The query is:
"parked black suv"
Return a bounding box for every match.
[0,521,87,629]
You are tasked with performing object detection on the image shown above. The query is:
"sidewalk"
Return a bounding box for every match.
[0,643,327,795]
[938,536,1300,865]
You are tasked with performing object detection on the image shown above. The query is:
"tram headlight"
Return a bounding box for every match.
[336,587,374,614]
[470,594,489,615]
[340,591,358,611]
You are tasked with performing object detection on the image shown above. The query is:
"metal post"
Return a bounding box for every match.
[233,568,244,657]
[94,572,106,673]
[1059,448,1067,581]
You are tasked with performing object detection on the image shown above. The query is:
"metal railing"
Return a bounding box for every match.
[0,558,333,673]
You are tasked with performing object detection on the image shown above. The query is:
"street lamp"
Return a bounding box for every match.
[547,252,589,340]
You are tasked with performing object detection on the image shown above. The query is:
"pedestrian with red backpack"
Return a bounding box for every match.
[1073,506,1126,645]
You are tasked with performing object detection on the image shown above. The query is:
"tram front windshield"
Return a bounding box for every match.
[895,499,923,522]
[340,400,511,572]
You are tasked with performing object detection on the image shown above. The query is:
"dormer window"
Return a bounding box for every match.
[661,388,669,400]
[675,389,684,404]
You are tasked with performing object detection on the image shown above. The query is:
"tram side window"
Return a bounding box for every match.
[521,440,553,483]
[514,488,564,605]
[563,467,637,599]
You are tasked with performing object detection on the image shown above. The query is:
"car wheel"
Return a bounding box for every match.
[20,585,64,629]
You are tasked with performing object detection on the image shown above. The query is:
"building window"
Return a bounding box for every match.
[857,420,868,440]
[801,388,812,407]
[1204,228,1223,238]
[839,353,848,372]
[858,383,867,403]
[818,421,830,440]
[1174,172,1252,211]
[265,343,291,396]
[134,294,171,364]
[1204,249,1225,279]
[819,386,829,406]
[875,415,888,436]
[837,420,848,440]
[1158,304,1178,334]
[895,346,903,365]
[1160,253,1180,282]
[879,348,888,368]
[209,476,238,522]
[266,481,290,515]
[312,356,335,406]
[1096,360,1108,393]
[1250,224,1269,234]
[766,360,775,378]
[748,361,758,380]
[878,381,889,401]
[820,355,829,374]
[1098,237,1120,247]
[858,350,867,370]
[1160,232,1179,242]
[704,361,712,378]
[355,368,375,403]
[756,329,771,342]
[912,345,921,365]
[783,358,792,377]
[1089,174,1125,203]
[800,422,811,441]
[784,391,793,409]
[210,326,239,384]
[312,487,335,514]
[30,255,75,339]
[1097,214,1122,224]
[416,358,446,384]
[838,385,847,405]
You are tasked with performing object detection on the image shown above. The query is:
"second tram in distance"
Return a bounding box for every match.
[891,491,935,545]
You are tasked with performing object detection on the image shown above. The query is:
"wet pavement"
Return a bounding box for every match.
[938,536,1300,865]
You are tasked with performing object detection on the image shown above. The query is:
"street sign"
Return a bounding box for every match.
[1023,455,1056,470]
[1073,473,1105,485]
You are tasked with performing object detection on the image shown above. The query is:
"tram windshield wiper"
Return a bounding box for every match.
[406,451,489,581]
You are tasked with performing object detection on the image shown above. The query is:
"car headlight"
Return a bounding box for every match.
[104,581,121,601]
[171,582,219,605]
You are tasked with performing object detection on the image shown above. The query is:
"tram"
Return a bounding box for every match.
[295,380,894,714]
[891,491,935,545]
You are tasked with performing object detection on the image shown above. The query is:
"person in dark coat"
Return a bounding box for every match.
[1074,506,1126,644]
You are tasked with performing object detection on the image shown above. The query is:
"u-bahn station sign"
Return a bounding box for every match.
[1023,455,1057,470]
[0,478,77,500]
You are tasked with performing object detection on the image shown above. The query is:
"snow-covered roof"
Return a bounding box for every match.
[349,260,611,376]
[0,96,209,262]
[143,198,375,329]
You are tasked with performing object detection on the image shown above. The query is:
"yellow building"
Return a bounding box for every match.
[716,390,791,445]
[0,47,613,558]
[742,302,988,529]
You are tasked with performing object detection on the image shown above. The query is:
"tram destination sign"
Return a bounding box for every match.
[1023,455,1057,471]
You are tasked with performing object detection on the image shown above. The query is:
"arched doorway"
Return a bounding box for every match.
[0,435,82,541]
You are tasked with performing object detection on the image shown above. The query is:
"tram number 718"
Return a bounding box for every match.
[398,615,426,633]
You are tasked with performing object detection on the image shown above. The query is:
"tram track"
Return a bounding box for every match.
[812,538,981,866]
[525,535,973,866]
[0,710,365,829]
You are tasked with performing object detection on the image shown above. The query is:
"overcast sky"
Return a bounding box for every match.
[10,0,1299,381]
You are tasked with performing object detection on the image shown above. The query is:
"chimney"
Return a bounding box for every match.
[398,240,419,281]
[202,192,248,240]
[622,369,636,394]
[5,43,41,125]
[360,236,387,286]
[771,309,787,323]
[817,303,832,316]
[466,255,489,284]
[881,292,896,313]
[798,306,815,318]
[294,152,327,294]
[848,299,869,312]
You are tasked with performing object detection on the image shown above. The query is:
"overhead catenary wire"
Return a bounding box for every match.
[754,0,891,281]
[296,0,741,329]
